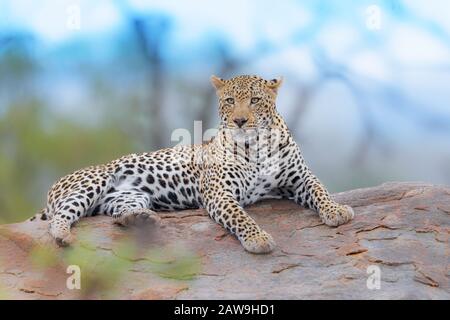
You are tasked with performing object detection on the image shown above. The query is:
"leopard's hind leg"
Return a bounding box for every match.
[47,167,115,246]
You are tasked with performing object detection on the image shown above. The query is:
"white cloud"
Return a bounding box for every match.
[2,0,122,43]
[388,24,450,65]
[405,0,450,33]
[127,0,311,52]
[316,23,361,61]
[266,47,318,80]
[349,51,390,81]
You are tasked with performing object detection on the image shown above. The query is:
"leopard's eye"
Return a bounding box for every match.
[225,97,234,104]
[251,97,261,104]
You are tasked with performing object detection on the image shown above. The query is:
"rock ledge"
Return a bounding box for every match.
[0,182,449,299]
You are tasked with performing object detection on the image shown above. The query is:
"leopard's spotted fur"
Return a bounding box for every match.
[30,75,354,253]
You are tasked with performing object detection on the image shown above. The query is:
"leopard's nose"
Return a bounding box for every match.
[233,117,248,128]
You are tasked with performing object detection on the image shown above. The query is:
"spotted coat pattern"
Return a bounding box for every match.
[31,75,354,253]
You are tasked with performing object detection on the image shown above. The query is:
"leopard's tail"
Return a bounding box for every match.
[28,207,49,222]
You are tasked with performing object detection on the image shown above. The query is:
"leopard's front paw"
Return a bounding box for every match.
[240,231,276,254]
[322,204,354,227]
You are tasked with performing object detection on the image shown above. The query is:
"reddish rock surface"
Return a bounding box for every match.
[0,182,448,299]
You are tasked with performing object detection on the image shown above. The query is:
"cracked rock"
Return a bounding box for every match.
[0,182,449,299]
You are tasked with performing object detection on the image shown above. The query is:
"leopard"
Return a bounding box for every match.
[29,74,354,254]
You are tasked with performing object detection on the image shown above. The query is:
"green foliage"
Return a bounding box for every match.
[29,244,59,269]
[0,102,133,223]
[0,284,6,300]
[144,247,201,280]
[0,258,7,300]
[27,231,199,299]
[0,33,37,82]
[63,243,132,298]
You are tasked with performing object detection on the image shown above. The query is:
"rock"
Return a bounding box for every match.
[0,182,448,299]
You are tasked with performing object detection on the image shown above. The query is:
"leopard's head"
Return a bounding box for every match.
[211,75,283,131]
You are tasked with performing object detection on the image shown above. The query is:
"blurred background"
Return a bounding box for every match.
[1,0,449,223]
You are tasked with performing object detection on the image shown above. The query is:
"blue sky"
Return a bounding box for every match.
[1,0,450,188]
[2,1,450,74]
[2,0,450,125]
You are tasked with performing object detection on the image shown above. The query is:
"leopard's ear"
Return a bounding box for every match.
[210,75,225,90]
[266,77,283,94]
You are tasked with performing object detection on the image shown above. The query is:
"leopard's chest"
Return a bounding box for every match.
[238,170,280,206]
[239,152,293,205]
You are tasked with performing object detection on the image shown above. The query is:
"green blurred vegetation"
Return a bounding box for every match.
[142,248,201,281]
[0,31,174,224]
[0,258,6,300]
[27,229,200,299]
[0,101,134,223]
